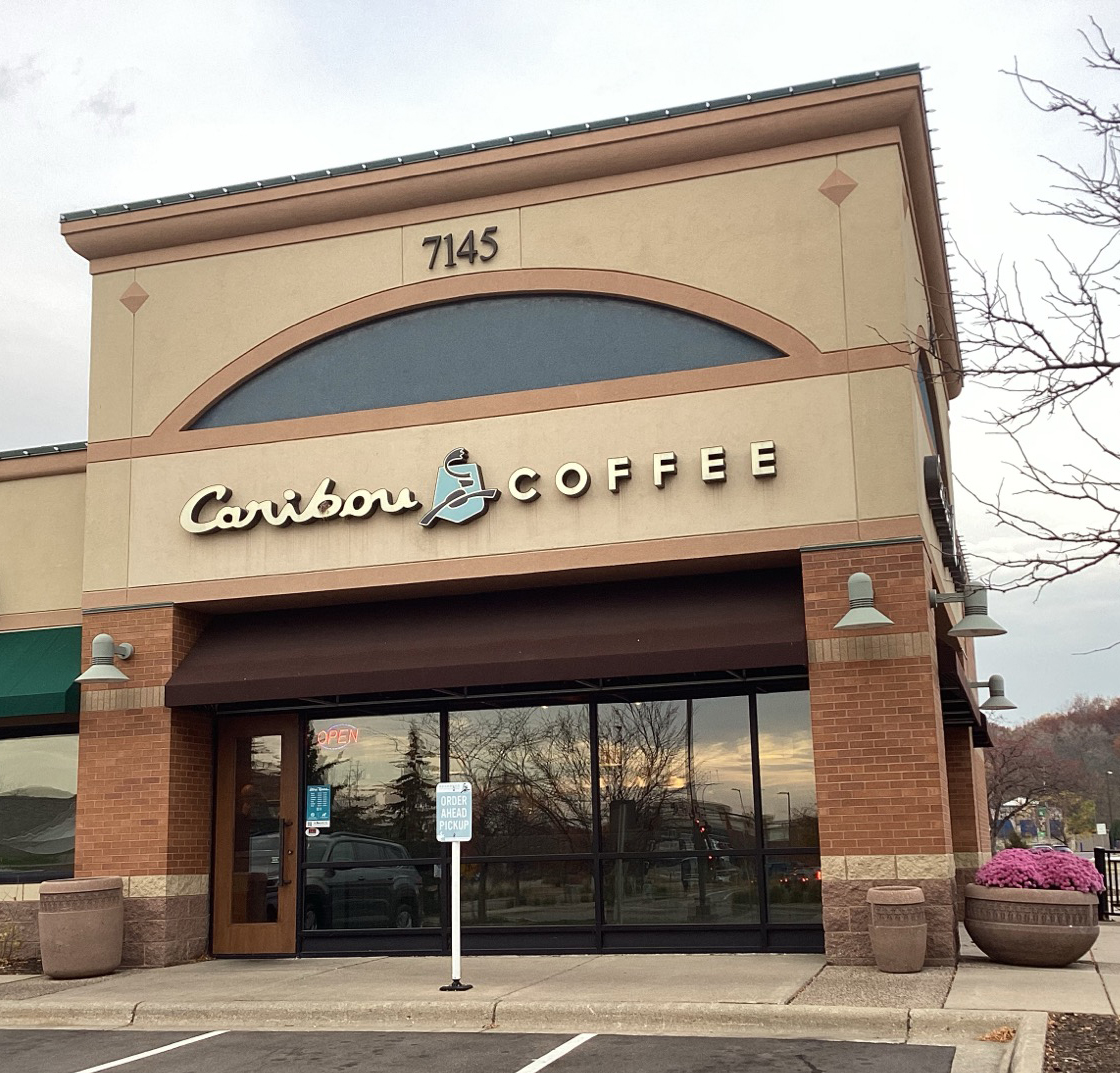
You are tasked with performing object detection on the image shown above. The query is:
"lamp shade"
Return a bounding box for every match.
[834,572,894,630]
[979,673,1017,711]
[75,663,130,684]
[75,633,133,684]
[948,584,1007,638]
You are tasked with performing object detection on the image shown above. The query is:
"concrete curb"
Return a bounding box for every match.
[131,1000,497,1032]
[491,1000,909,1039]
[0,996,1044,1068]
[0,1000,137,1027]
[907,1007,1029,1041]
[0,997,1013,1044]
[909,1008,1045,1073]
[1008,1012,1048,1073]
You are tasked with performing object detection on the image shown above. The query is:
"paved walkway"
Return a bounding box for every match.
[1,923,1117,1072]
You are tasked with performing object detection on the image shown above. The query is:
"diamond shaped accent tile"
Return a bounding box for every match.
[119,281,149,313]
[819,168,858,206]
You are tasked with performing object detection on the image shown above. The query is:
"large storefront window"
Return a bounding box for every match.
[295,684,819,954]
[449,705,593,856]
[0,731,78,882]
[302,714,440,930]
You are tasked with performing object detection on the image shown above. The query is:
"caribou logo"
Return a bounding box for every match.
[418,448,501,527]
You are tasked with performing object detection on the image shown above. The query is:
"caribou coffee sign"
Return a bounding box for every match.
[179,442,777,536]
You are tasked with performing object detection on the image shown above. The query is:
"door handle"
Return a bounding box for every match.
[278,818,293,886]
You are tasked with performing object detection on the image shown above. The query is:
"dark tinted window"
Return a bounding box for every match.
[195,294,783,428]
[0,732,78,882]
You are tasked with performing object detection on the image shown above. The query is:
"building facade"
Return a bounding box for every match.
[0,67,992,969]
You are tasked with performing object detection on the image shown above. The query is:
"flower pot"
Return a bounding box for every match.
[964,883,1099,967]
[867,885,926,973]
[38,876,124,980]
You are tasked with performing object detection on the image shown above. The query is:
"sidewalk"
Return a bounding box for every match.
[1,923,1117,1072]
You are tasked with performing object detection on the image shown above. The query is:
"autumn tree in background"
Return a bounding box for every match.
[986,694,1120,849]
[958,22,1119,612]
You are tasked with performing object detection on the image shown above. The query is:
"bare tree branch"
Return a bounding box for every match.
[957,27,1120,600]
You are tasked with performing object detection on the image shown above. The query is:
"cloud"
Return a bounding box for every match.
[0,55,44,100]
[77,75,136,124]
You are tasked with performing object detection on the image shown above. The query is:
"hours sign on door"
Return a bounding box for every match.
[435,782,472,842]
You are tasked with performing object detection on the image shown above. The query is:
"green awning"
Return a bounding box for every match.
[0,627,81,718]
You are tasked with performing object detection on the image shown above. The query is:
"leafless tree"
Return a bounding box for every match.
[957,21,1120,618]
[985,721,1077,852]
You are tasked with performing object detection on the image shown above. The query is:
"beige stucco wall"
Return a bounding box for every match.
[520,156,846,349]
[0,472,84,617]
[79,368,928,596]
[90,231,404,444]
[70,123,971,608]
[88,145,928,444]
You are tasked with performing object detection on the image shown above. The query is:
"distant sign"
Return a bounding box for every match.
[306,785,331,828]
[436,782,472,842]
[1098,823,1108,836]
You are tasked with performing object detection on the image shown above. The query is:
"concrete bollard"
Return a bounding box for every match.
[37,876,124,979]
[867,885,926,973]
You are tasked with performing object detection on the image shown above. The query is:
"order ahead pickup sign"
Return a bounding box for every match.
[435,782,472,842]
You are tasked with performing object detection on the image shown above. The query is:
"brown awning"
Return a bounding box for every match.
[938,642,991,747]
[166,569,807,708]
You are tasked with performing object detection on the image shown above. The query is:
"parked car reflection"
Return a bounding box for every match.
[247,832,424,930]
[302,833,423,930]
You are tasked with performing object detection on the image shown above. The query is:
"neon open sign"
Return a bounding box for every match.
[315,723,360,750]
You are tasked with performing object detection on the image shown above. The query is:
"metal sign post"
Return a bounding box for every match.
[435,781,472,991]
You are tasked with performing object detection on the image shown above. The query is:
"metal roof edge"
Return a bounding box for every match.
[0,441,88,461]
[60,64,920,224]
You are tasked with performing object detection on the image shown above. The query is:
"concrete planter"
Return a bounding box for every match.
[38,876,124,979]
[867,885,926,973]
[964,883,1099,967]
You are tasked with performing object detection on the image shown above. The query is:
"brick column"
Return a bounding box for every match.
[75,606,211,967]
[804,540,958,966]
[945,726,991,914]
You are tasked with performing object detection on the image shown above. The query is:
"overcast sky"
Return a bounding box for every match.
[2,1,1117,723]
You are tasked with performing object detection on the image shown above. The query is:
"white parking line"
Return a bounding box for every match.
[67,1031,228,1073]
[513,1033,597,1073]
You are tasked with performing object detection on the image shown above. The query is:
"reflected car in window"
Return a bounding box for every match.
[303,834,423,931]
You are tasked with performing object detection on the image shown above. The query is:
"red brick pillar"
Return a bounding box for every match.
[803,540,958,966]
[945,726,991,912]
[75,606,211,967]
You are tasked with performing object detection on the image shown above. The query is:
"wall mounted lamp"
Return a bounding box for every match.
[75,633,134,684]
[970,673,1017,711]
[833,572,894,630]
[929,583,1006,638]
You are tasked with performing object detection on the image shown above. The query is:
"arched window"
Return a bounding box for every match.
[193,293,784,429]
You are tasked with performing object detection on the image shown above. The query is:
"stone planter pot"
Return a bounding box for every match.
[37,876,124,979]
[964,883,1099,968]
[867,885,927,973]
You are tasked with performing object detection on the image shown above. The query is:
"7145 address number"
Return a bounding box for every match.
[422,226,498,270]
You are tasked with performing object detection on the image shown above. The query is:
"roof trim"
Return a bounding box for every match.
[61,66,918,223]
[0,443,87,483]
[0,442,87,461]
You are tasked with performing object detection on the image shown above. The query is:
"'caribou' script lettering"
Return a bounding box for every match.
[180,478,421,534]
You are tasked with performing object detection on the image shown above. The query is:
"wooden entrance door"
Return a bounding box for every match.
[213,715,301,955]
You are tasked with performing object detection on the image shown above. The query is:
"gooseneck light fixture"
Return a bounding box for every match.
[75,633,134,684]
[970,674,1017,712]
[833,572,894,630]
[930,583,1007,638]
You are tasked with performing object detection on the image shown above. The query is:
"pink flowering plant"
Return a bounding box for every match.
[975,849,1104,894]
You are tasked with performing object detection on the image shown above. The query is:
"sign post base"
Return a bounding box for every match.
[439,979,473,991]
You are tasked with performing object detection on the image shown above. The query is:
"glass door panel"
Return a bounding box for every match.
[214,715,299,955]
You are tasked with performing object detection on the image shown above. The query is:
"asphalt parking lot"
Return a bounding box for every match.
[1,1029,956,1073]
